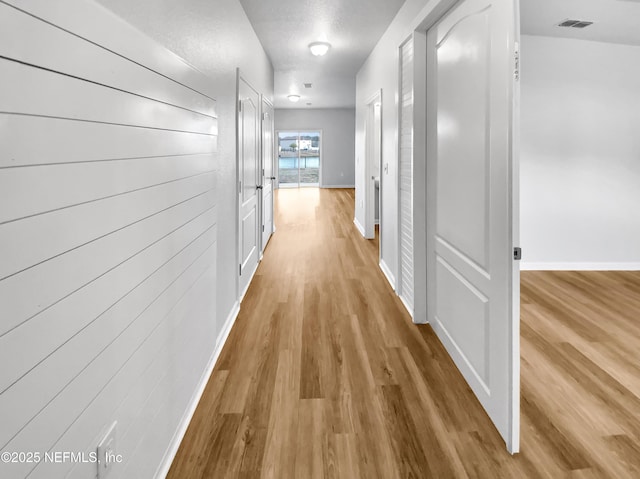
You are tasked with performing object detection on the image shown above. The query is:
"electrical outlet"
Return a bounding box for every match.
[97,422,117,479]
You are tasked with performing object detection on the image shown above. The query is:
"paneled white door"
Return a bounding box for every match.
[261,98,275,252]
[426,0,519,452]
[238,76,260,298]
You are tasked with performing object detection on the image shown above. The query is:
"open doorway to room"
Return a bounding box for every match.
[276,130,321,188]
[364,91,382,245]
[517,0,640,472]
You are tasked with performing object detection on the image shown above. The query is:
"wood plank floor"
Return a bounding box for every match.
[167,188,640,478]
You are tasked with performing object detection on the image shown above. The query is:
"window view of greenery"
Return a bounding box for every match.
[278,131,320,187]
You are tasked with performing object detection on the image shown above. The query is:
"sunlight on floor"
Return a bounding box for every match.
[275,187,321,225]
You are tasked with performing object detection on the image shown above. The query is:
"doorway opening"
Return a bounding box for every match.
[364,91,382,245]
[277,130,321,188]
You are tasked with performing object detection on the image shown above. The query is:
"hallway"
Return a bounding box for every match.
[165,188,640,478]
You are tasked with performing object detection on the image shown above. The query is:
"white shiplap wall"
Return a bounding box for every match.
[0,1,218,478]
[398,37,415,316]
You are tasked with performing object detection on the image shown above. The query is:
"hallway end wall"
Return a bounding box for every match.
[274,108,356,188]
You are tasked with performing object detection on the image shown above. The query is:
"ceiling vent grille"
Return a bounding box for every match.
[304,83,312,88]
[558,19,594,29]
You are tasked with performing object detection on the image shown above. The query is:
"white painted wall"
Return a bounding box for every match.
[274,108,356,187]
[520,35,640,269]
[356,0,448,284]
[0,1,272,478]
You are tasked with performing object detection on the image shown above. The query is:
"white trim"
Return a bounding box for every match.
[239,260,260,302]
[521,262,640,271]
[154,300,241,479]
[321,184,355,188]
[353,217,365,237]
[379,259,396,290]
[399,293,418,322]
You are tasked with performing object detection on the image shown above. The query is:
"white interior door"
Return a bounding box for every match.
[426,0,519,452]
[261,98,275,252]
[238,76,260,298]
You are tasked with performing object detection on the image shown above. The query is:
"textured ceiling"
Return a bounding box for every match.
[239,0,406,109]
[522,0,640,47]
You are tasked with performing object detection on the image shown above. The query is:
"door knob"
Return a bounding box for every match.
[269,176,277,180]
[256,185,263,190]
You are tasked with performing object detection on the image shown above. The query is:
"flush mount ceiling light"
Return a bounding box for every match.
[309,41,331,56]
[287,94,301,103]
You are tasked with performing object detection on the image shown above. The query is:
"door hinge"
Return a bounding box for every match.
[238,180,242,192]
[514,43,520,81]
[262,224,265,232]
[513,247,522,261]
[238,100,242,112]
[239,264,242,275]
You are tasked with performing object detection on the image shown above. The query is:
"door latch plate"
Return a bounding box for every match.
[513,247,522,260]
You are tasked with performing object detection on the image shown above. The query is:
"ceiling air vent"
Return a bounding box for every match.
[304,83,313,88]
[558,19,594,29]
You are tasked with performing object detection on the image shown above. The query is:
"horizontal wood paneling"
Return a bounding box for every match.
[64,260,218,479]
[0,226,217,449]
[0,205,217,392]
[0,154,214,224]
[0,115,216,168]
[0,1,219,477]
[0,172,214,280]
[4,0,217,100]
[4,248,217,478]
[0,60,216,135]
[0,3,216,118]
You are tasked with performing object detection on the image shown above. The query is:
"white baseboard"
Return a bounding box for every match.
[398,293,414,320]
[154,301,240,479]
[353,217,365,237]
[379,259,396,291]
[322,184,355,188]
[239,261,260,302]
[521,262,640,271]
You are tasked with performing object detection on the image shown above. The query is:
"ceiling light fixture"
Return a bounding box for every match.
[287,94,301,103]
[309,41,331,56]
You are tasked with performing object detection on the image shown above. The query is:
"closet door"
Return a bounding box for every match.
[398,37,414,316]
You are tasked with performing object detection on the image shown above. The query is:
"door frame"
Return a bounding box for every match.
[275,129,323,188]
[411,0,520,453]
[260,96,275,255]
[364,90,382,242]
